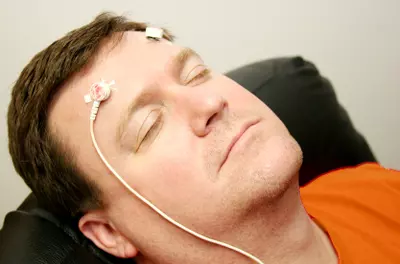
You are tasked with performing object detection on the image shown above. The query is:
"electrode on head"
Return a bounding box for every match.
[145,27,164,41]
[84,79,115,103]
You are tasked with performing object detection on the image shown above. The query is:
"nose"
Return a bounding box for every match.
[171,86,227,137]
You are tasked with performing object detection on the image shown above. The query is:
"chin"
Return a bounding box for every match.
[225,134,302,211]
[255,134,302,198]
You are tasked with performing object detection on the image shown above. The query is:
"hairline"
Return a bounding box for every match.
[43,32,132,212]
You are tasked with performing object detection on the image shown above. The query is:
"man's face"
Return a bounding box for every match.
[49,31,301,254]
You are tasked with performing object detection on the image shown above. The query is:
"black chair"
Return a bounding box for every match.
[0,57,376,264]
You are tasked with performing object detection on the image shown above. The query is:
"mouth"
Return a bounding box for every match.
[219,119,260,171]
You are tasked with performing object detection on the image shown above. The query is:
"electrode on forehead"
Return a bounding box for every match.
[84,79,115,103]
[145,27,164,40]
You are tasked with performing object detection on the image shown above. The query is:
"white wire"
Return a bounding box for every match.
[89,102,264,264]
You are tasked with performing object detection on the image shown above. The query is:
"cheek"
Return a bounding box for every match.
[130,133,209,205]
[150,152,195,190]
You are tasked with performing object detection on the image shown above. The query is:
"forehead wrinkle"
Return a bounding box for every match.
[116,109,129,145]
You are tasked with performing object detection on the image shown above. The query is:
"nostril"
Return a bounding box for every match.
[206,100,227,127]
[206,112,218,127]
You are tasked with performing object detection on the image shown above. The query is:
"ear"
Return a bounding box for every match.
[79,210,138,258]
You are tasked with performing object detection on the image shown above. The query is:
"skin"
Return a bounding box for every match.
[48,31,337,263]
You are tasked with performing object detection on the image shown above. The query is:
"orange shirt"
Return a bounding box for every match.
[301,163,400,264]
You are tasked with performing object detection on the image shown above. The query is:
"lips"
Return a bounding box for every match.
[219,119,260,171]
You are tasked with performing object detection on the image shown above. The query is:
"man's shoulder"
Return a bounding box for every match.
[300,162,400,218]
[300,162,400,211]
[301,162,400,192]
[300,163,400,263]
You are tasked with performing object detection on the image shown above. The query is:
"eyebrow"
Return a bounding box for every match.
[116,47,199,144]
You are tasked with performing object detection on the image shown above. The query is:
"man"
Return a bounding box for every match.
[7,13,400,263]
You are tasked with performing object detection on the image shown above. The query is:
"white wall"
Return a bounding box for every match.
[1,0,399,227]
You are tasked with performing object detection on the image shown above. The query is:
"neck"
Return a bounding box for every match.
[137,182,337,264]
[215,183,337,264]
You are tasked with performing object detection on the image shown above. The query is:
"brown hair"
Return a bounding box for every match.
[7,12,174,216]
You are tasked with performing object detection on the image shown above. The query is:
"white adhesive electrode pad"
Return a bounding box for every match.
[146,27,164,40]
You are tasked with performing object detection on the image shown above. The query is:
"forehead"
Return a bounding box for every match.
[52,30,182,127]
[92,31,181,82]
[48,31,182,166]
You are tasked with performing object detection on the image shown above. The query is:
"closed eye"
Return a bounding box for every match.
[135,109,164,152]
[184,67,211,85]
